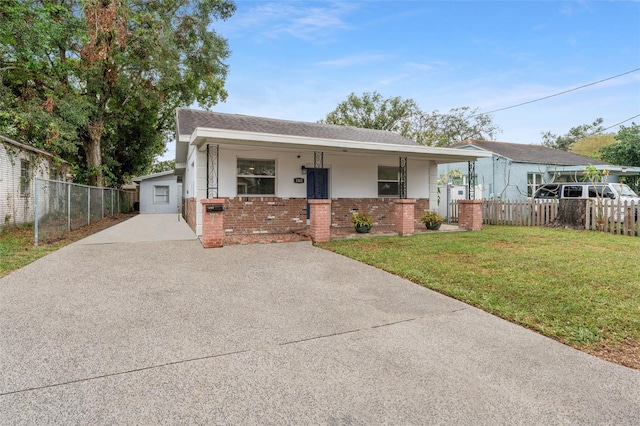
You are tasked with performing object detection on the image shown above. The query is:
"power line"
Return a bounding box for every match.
[475,67,640,116]
[602,114,640,132]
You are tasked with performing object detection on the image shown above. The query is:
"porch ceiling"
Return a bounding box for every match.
[179,128,492,164]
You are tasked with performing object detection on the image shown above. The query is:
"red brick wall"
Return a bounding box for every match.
[458,199,483,231]
[183,197,197,233]
[309,199,331,243]
[223,197,307,237]
[331,198,430,228]
[201,199,225,248]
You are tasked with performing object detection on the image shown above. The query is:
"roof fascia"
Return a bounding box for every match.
[188,128,492,162]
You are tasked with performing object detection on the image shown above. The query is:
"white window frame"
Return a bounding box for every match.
[237,158,276,196]
[154,185,170,204]
[527,173,544,197]
[20,160,31,196]
[378,165,399,197]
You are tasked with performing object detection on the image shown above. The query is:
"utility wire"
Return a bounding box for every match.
[602,113,640,132]
[474,67,640,116]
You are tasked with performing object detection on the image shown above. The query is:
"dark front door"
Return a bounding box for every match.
[306,168,329,219]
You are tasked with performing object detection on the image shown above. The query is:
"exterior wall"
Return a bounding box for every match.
[223,197,307,238]
[139,174,179,214]
[187,145,435,237]
[1,140,65,227]
[184,197,197,233]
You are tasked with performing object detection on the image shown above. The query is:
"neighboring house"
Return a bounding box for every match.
[438,139,640,201]
[132,171,181,214]
[1,134,68,227]
[174,109,490,243]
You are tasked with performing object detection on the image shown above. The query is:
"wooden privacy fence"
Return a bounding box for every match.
[480,199,558,226]
[585,199,639,236]
[450,199,639,236]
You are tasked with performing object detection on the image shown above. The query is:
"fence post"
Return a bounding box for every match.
[87,187,91,225]
[101,189,104,220]
[34,178,39,246]
[67,183,71,232]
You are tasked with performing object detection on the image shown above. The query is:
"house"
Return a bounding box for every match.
[132,171,181,214]
[174,109,491,246]
[1,134,68,227]
[438,139,640,201]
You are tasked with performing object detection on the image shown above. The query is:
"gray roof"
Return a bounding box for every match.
[176,108,419,146]
[0,134,68,163]
[453,139,610,166]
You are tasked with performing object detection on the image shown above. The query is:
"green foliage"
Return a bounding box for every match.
[570,134,616,159]
[320,226,640,349]
[149,160,176,174]
[351,212,374,227]
[600,123,640,191]
[542,118,606,151]
[0,0,236,186]
[419,211,444,225]
[321,92,500,147]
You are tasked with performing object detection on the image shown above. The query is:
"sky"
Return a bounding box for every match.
[162,0,640,160]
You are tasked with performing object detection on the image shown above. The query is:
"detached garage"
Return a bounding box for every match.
[133,171,181,214]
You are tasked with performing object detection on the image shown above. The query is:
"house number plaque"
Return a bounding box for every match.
[294,178,305,184]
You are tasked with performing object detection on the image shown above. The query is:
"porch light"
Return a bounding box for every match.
[301,165,306,174]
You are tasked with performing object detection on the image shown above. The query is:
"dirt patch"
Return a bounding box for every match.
[585,338,640,370]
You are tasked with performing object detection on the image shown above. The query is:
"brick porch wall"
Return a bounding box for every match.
[223,197,307,241]
[183,197,197,233]
[331,198,430,229]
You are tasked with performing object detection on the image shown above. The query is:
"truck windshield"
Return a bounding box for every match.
[611,183,639,198]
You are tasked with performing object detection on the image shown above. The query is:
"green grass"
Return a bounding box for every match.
[320,226,640,350]
[0,224,63,278]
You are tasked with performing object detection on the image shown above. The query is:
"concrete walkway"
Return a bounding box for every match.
[0,216,639,424]
[77,213,196,244]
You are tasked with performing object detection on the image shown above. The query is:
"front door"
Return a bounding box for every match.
[306,168,329,219]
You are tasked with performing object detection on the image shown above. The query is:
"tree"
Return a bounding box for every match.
[319,92,420,136]
[599,123,640,192]
[320,92,500,147]
[570,134,616,159]
[414,106,501,146]
[0,0,235,186]
[149,160,176,174]
[541,118,605,151]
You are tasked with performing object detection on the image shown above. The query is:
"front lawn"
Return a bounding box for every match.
[319,226,640,369]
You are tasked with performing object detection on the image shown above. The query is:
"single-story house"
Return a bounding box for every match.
[1,134,68,227]
[174,109,491,246]
[438,139,640,201]
[132,170,181,214]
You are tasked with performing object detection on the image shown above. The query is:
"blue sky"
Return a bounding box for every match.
[165,0,640,159]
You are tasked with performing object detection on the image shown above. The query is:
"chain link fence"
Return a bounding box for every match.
[34,178,135,245]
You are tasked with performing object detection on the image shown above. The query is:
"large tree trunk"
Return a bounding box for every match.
[557,199,588,229]
[84,119,104,187]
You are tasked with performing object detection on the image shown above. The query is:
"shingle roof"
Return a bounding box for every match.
[453,139,610,166]
[176,108,419,146]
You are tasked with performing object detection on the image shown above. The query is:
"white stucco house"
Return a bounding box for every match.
[174,109,490,244]
[1,134,68,227]
[132,170,181,214]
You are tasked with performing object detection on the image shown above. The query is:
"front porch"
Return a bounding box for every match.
[193,196,482,247]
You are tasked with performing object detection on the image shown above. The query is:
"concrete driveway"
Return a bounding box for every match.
[1,216,639,424]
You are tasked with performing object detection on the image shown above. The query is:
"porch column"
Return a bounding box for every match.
[458,199,483,231]
[394,199,416,236]
[201,198,225,248]
[309,199,331,243]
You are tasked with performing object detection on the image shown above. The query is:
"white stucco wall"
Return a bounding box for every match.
[139,174,180,214]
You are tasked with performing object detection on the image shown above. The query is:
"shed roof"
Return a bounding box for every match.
[0,134,69,164]
[453,139,610,166]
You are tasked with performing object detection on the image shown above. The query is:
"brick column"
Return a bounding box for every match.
[458,199,483,231]
[201,198,225,248]
[394,199,416,236]
[308,199,331,243]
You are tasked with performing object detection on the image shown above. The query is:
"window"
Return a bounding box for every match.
[563,185,583,198]
[378,165,399,197]
[154,185,170,204]
[20,160,30,196]
[527,173,544,197]
[237,158,275,195]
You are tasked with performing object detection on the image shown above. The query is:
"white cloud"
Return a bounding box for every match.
[316,52,392,67]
